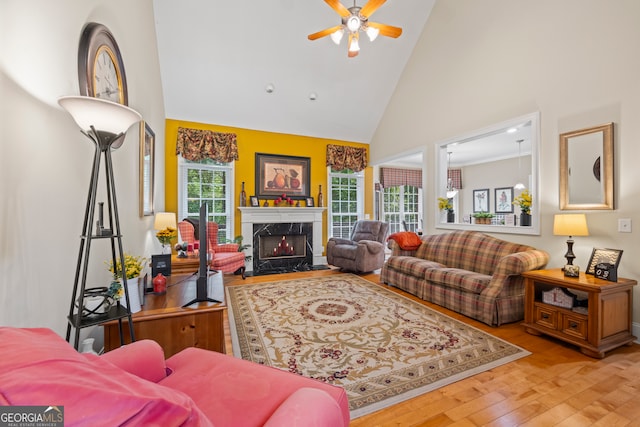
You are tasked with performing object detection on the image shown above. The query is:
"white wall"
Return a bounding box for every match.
[371,0,640,326]
[0,0,166,337]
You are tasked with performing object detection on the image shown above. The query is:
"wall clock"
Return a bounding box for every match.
[78,22,128,105]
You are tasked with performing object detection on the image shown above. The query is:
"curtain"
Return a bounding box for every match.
[326,144,368,172]
[176,127,239,162]
[379,167,422,188]
[448,169,463,189]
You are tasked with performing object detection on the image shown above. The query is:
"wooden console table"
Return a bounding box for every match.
[171,254,200,274]
[103,272,226,357]
[522,268,637,358]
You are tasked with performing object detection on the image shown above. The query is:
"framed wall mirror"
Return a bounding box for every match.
[559,123,614,210]
[435,112,540,235]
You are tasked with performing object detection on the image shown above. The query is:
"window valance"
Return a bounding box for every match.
[326,144,368,172]
[380,167,422,189]
[176,127,239,162]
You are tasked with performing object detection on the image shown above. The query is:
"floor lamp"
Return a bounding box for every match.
[59,96,142,350]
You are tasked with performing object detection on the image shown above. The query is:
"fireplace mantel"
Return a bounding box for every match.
[239,207,326,273]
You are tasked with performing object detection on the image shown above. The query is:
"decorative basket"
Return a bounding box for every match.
[76,287,114,318]
[542,287,576,309]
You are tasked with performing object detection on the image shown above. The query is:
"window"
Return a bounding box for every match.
[383,185,421,234]
[178,158,234,242]
[328,168,364,238]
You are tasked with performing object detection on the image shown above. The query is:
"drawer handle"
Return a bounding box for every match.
[541,313,550,320]
[569,322,578,329]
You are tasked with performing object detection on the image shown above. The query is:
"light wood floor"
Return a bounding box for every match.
[223,269,640,427]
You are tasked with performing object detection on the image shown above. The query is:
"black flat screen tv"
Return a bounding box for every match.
[182,203,221,307]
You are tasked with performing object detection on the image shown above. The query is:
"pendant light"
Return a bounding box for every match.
[514,139,526,190]
[446,152,458,198]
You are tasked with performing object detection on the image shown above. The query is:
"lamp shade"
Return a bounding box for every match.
[154,212,177,230]
[58,96,142,135]
[553,214,589,236]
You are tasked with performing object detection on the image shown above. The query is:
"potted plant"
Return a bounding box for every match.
[513,189,532,226]
[106,253,146,313]
[473,211,494,225]
[438,197,455,223]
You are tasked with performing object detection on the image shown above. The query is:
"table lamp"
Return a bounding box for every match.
[553,214,589,276]
[154,212,177,254]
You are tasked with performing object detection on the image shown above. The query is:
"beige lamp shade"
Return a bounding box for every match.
[154,212,177,230]
[553,214,589,237]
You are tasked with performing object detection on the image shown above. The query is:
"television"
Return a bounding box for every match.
[182,203,221,307]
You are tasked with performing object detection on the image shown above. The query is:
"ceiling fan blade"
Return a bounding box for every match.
[308,25,343,40]
[368,21,403,38]
[360,0,386,18]
[325,0,350,17]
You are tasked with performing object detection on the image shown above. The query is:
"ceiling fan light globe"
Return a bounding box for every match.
[347,15,361,32]
[348,37,360,53]
[366,26,379,41]
[514,182,526,190]
[446,190,458,199]
[330,28,344,45]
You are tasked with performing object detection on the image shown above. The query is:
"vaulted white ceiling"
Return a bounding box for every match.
[153,0,435,144]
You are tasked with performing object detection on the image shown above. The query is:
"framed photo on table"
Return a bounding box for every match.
[473,189,489,212]
[585,248,623,276]
[306,197,314,207]
[255,153,310,199]
[495,187,514,213]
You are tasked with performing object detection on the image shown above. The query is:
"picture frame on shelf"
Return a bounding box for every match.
[306,197,315,207]
[139,121,155,217]
[151,254,171,277]
[250,196,259,207]
[255,153,310,199]
[585,248,622,277]
[473,189,489,213]
[495,187,514,213]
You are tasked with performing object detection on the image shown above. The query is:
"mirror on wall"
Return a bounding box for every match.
[435,112,540,235]
[559,123,614,210]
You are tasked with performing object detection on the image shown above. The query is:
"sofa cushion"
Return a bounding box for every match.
[162,347,350,427]
[424,268,492,294]
[384,255,445,277]
[263,387,345,427]
[0,327,211,426]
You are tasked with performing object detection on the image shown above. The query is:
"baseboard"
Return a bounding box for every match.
[633,321,640,343]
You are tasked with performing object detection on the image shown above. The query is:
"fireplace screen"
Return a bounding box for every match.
[252,222,313,275]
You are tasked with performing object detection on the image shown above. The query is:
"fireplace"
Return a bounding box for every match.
[239,207,325,274]
[253,222,313,274]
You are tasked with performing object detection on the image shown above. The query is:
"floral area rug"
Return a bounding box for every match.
[226,274,530,418]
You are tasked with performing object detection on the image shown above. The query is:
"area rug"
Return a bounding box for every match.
[226,274,530,418]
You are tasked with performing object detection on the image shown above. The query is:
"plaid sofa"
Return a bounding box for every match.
[380,230,549,326]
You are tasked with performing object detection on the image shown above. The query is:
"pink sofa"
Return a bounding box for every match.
[0,327,350,426]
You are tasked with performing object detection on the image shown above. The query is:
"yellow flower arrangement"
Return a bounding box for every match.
[106,253,146,280]
[438,197,453,212]
[156,227,177,246]
[513,189,532,214]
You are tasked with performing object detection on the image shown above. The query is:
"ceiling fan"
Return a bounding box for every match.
[308,0,403,58]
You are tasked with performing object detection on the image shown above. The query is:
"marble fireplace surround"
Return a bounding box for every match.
[238,207,326,273]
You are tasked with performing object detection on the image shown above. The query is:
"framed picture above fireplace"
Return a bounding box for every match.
[255,153,310,199]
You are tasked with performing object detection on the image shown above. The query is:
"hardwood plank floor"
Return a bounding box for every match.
[223,269,640,426]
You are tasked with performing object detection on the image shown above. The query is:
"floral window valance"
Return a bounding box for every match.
[380,167,422,189]
[176,127,239,163]
[326,144,368,172]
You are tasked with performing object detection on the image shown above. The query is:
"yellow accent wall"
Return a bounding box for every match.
[164,119,372,252]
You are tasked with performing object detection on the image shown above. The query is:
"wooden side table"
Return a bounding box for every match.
[522,268,637,358]
[103,272,226,358]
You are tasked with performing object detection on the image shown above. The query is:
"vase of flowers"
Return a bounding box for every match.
[438,197,454,223]
[513,189,532,226]
[156,226,177,254]
[106,253,146,313]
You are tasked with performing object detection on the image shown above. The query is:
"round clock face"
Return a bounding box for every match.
[78,23,128,105]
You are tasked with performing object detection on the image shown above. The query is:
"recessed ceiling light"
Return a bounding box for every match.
[265,83,275,93]
[507,127,517,133]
